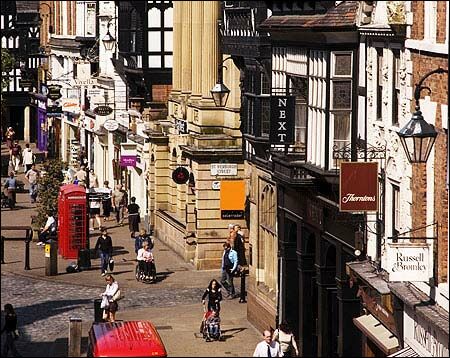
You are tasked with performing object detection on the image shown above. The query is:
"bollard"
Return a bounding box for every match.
[45,239,58,276]
[1,236,4,264]
[239,269,247,303]
[68,317,82,357]
[24,238,31,270]
[94,299,104,323]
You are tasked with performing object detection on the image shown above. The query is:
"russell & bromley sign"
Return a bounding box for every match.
[387,243,430,282]
[339,162,378,212]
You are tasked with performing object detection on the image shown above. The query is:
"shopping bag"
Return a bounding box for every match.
[109,258,115,272]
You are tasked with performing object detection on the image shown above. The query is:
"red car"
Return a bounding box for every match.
[87,320,167,357]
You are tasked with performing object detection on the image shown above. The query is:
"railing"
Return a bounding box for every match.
[1,225,33,270]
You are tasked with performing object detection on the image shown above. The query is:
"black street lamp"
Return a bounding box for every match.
[397,67,448,163]
[211,57,233,107]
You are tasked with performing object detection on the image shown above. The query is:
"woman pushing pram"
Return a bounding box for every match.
[200,279,223,341]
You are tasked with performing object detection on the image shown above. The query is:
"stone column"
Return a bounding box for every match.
[172,1,182,94]
[201,1,220,100]
[191,2,203,99]
[181,2,192,94]
[24,105,30,143]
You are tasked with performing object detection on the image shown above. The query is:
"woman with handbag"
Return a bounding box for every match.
[1,303,21,357]
[273,321,299,357]
[100,274,121,322]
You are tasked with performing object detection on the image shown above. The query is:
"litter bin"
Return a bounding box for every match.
[94,299,104,323]
[78,248,91,270]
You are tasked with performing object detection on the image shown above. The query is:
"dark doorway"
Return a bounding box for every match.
[9,106,25,140]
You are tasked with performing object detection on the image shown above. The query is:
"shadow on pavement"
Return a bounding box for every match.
[219,327,247,341]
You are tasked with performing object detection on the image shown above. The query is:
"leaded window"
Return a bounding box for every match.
[147,1,173,68]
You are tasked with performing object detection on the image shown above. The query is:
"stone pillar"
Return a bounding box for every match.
[172,1,182,94]
[181,2,192,94]
[24,105,30,143]
[191,2,203,99]
[298,252,316,357]
[201,1,220,100]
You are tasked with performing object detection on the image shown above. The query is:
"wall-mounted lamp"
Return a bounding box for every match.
[102,17,117,51]
[397,67,448,163]
[210,56,233,107]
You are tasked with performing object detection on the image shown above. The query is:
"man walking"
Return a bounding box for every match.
[3,172,17,209]
[94,228,113,276]
[253,330,283,357]
[112,184,127,225]
[233,224,248,303]
[25,164,40,203]
[221,242,238,298]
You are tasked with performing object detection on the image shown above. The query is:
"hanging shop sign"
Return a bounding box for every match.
[47,105,62,114]
[270,96,295,144]
[210,163,238,176]
[220,180,245,219]
[386,243,430,282]
[339,162,378,212]
[47,85,62,100]
[172,167,190,184]
[93,105,113,116]
[120,155,137,167]
[103,119,119,132]
[19,79,33,88]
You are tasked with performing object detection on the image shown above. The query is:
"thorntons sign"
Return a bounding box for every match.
[339,162,378,212]
[387,244,430,282]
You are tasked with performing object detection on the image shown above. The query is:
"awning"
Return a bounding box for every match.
[387,346,419,357]
[353,314,399,355]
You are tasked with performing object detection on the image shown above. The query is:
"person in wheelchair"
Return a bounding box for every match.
[136,241,156,281]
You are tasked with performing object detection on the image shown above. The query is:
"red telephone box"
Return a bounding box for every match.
[58,184,87,259]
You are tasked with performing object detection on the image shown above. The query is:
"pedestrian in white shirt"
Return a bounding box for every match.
[22,143,35,173]
[253,330,283,357]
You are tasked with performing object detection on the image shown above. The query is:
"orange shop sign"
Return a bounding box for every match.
[220,180,245,219]
[339,162,378,212]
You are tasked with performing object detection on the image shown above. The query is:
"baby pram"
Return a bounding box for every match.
[200,305,221,341]
[1,191,9,208]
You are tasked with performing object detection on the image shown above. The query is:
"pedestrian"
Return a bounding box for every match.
[89,169,99,188]
[3,172,17,210]
[112,184,127,225]
[136,241,156,280]
[201,279,223,313]
[73,165,87,186]
[89,189,102,231]
[273,321,299,357]
[21,143,35,173]
[9,140,22,173]
[94,228,113,276]
[220,242,238,298]
[5,127,15,149]
[101,181,112,222]
[25,164,39,203]
[253,329,283,357]
[37,212,56,246]
[1,303,21,357]
[135,228,152,254]
[100,274,120,322]
[233,224,248,303]
[126,196,140,238]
